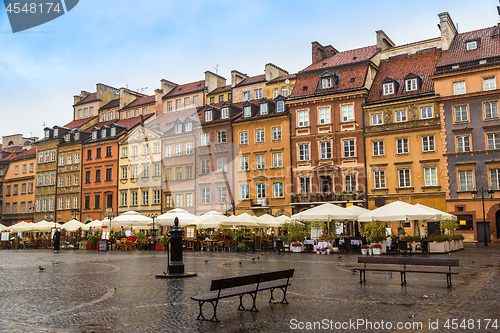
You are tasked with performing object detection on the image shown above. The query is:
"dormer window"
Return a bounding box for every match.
[260,103,268,115]
[92,131,97,140]
[321,77,332,89]
[64,134,70,142]
[111,127,116,136]
[185,123,192,132]
[319,72,339,90]
[205,111,213,121]
[101,128,107,138]
[175,124,182,134]
[383,82,395,95]
[405,78,418,92]
[466,41,477,50]
[44,129,50,138]
[74,132,80,140]
[243,106,251,117]
[53,129,59,137]
[221,108,229,119]
[277,100,285,113]
[281,87,288,97]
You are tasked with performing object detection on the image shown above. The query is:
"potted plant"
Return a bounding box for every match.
[291,242,302,253]
[136,232,146,250]
[326,244,332,254]
[87,235,99,250]
[368,244,373,255]
[360,244,369,255]
[371,243,382,255]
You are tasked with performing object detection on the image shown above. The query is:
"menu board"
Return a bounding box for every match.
[185,226,195,240]
[1,231,9,241]
[101,227,110,240]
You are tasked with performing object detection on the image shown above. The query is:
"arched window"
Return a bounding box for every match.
[281,86,288,97]
[273,88,279,98]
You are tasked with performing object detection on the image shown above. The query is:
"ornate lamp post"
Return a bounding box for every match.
[70,209,80,221]
[151,213,158,237]
[471,187,494,246]
[219,199,232,216]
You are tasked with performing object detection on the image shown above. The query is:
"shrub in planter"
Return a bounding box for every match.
[363,221,387,243]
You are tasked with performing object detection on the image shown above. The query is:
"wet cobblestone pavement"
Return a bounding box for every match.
[0,246,498,332]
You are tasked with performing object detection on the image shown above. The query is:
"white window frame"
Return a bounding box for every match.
[297,110,309,127]
[453,81,466,95]
[205,110,212,121]
[298,144,309,161]
[320,141,332,159]
[405,78,418,92]
[454,105,468,122]
[277,100,285,112]
[484,101,499,119]
[319,107,331,124]
[374,170,386,189]
[243,106,251,117]
[483,77,496,91]
[421,107,433,119]
[398,169,411,188]
[396,138,409,154]
[422,135,435,152]
[372,141,384,156]
[458,170,474,191]
[456,135,471,153]
[240,156,249,171]
[395,110,407,123]
[486,133,500,150]
[272,127,281,141]
[371,113,383,125]
[239,131,248,145]
[382,82,394,95]
[466,41,477,50]
[274,182,283,198]
[424,167,438,186]
[255,129,265,143]
[343,139,355,158]
[200,133,210,146]
[221,108,229,119]
[341,104,354,122]
[272,152,282,168]
[256,154,265,169]
[260,103,268,115]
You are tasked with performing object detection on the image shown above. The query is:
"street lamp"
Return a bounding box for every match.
[71,209,80,221]
[471,187,494,246]
[151,213,158,237]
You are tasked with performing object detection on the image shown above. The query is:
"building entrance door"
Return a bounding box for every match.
[320,176,332,193]
[477,222,490,244]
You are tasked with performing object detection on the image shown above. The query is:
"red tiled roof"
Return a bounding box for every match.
[146,109,199,133]
[267,74,297,84]
[123,95,155,109]
[1,147,22,153]
[64,116,98,129]
[115,114,153,129]
[0,147,36,162]
[100,98,120,110]
[235,74,266,87]
[437,26,500,70]
[291,65,369,98]
[74,92,98,106]
[300,45,379,73]
[366,49,441,103]
[163,80,205,99]
[208,85,232,95]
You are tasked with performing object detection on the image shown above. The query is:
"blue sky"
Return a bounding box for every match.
[0,0,498,140]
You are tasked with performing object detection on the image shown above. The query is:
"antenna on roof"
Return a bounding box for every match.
[214,64,219,75]
[42,122,46,127]
[140,87,148,93]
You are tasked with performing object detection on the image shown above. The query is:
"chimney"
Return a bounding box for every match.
[73,91,90,105]
[205,71,226,93]
[264,63,289,81]
[311,41,338,64]
[376,30,395,50]
[160,79,177,95]
[438,12,457,51]
[231,70,248,87]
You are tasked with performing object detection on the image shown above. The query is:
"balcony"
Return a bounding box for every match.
[249,198,269,209]
[291,192,365,205]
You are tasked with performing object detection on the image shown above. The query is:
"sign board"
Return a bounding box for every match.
[1,231,9,241]
[335,222,343,235]
[98,240,108,251]
[101,227,110,240]
[459,220,466,225]
[346,202,353,207]
[385,227,392,236]
[185,226,196,240]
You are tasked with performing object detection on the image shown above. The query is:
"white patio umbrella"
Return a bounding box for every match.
[202,211,224,216]
[10,221,34,232]
[112,211,153,228]
[195,214,229,229]
[86,219,103,228]
[155,208,198,227]
[357,201,439,222]
[276,215,291,223]
[345,205,371,219]
[291,203,357,221]
[32,220,59,232]
[220,213,263,228]
[414,203,457,221]
[61,219,88,232]
[257,214,282,228]
[0,223,9,231]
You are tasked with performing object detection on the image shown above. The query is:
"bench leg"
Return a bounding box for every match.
[447,274,452,289]
[269,287,289,304]
[400,272,407,286]
[359,270,366,284]
[238,293,258,312]
[196,300,219,322]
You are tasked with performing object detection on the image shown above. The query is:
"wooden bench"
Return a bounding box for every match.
[191,269,294,322]
[357,257,459,288]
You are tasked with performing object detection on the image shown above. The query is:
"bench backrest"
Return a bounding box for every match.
[358,256,459,267]
[210,269,294,291]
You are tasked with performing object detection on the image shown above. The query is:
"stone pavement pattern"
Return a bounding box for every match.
[0,246,498,332]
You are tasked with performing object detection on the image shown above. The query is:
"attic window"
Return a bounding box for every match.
[350,78,356,82]
[53,129,59,137]
[322,62,327,66]
[243,106,251,118]
[352,56,357,60]
[101,128,107,138]
[405,78,418,92]
[479,60,487,65]
[321,77,333,89]
[64,134,70,142]
[44,129,50,138]
[74,132,80,140]
[111,127,116,136]
[466,41,477,50]
[302,86,308,91]
[92,131,97,140]
[260,103,268,115]
[382,82,395,95]
[205,110,213,121]
[221,107,229,119]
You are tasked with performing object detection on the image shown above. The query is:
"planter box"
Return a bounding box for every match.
[381,242,387,254]
[458,240,464,250]
[361,248,368,255]
[429,242,446,253]
[292,246,302,253]
[372,247,382,255]
[443,242,450,253]
[86,243,96,250]
[155,243,164,251]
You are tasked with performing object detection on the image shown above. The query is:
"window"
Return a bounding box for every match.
[453,81,466,95]
[217,186,227,203]
[217,130,227,143]
[185,122,192,132]
[243,106,251,117]
[165,168,172,180]
[299,177,310,193]
[66,175,71,186]
[165,146,172,157]
[273,152,282,168]
[185,165,192,179]
[256,154,265,169]
[154,190,161,205]
[422,135,435,152]
[200,133,210,146]
[297,110,309,127]
[13,202,18,214]
[85,171,91,183]
[134,109,139,117]
[209,97,215,104]
[421,107,433,119]
[374,170,386,189]
[383,82,394,95]
[205,110,212,121]
[239,131,248,145]
[321,77,332,89]
[175,99,181,110]
[13,184,18,195]
[272,127,281,141]
[255,129,265,143]
[122,147,128,158]
[201,188,210,204]
[298,144,309,161]
[38,153,43,163]
[345,174,356,192]
[395,110,407,122]
[83,196,90,210]
[154,143,160,154]
[175,124,182,134]
[74,175,79,185]
[176,144,182,156]
[44,152,49,162]
[121,192,127,206]
[131,165,138,179]
[131,192,138,206]
[201,159,210,174]
[219,95,224,103]
[50,151,56,161]
[490,168,500,190]
[94,195,100,209]
[165,195,172,208]
[43,174,48,186]
[424,167,438,186]
[217,157,227,173]
[319,107,330,124]
[105,168,112,181]
[240,156,249,171]
[396,138,409,154]
[487,133,500,150]
[343,139,355,157]
[466,40,477,50]
[186,142,192,155]
[341,104,354,122]
[184,97,190,108]
[193,95,199,107]
[240,185,249,199]
[254,89,262,99]
[28,182,33,193]
[257,183,266,204]
[74,153,79,164]
[243,91,251,101]
[221,107,229,119]
[66,197,70,209]
[277,100,285,112]
[456,136,471,153]
[185,193,193,207]
[405,78,418,92]
[281,86,288,97]
[260,103,268,115]
[96,148,101,158]
[320,142,332,159]
[454,105,468,122]
[398,169,411,188]
[142,191,149,205]
[20,202,25,213]
[273,88,279,98]
[371,114,383,125]
[5,203,9,214]
[50,173,55,185]
[59,155,64,166]
[274,182,283,198]
[49,198,54,211]
[372,141,384,156]
[154,163,161,177]
[121,167,128,179]
[95,169,101,182]
[484,101,499,119]
[458,170,474,191]
[126,110,131,119]
[483,77,496,91]
[106,146,112,157]
[167,101,173,112]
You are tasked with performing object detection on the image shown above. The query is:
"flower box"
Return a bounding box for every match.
[429,242,447,253]
[155,243,164,251]
[292,246,302,253]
